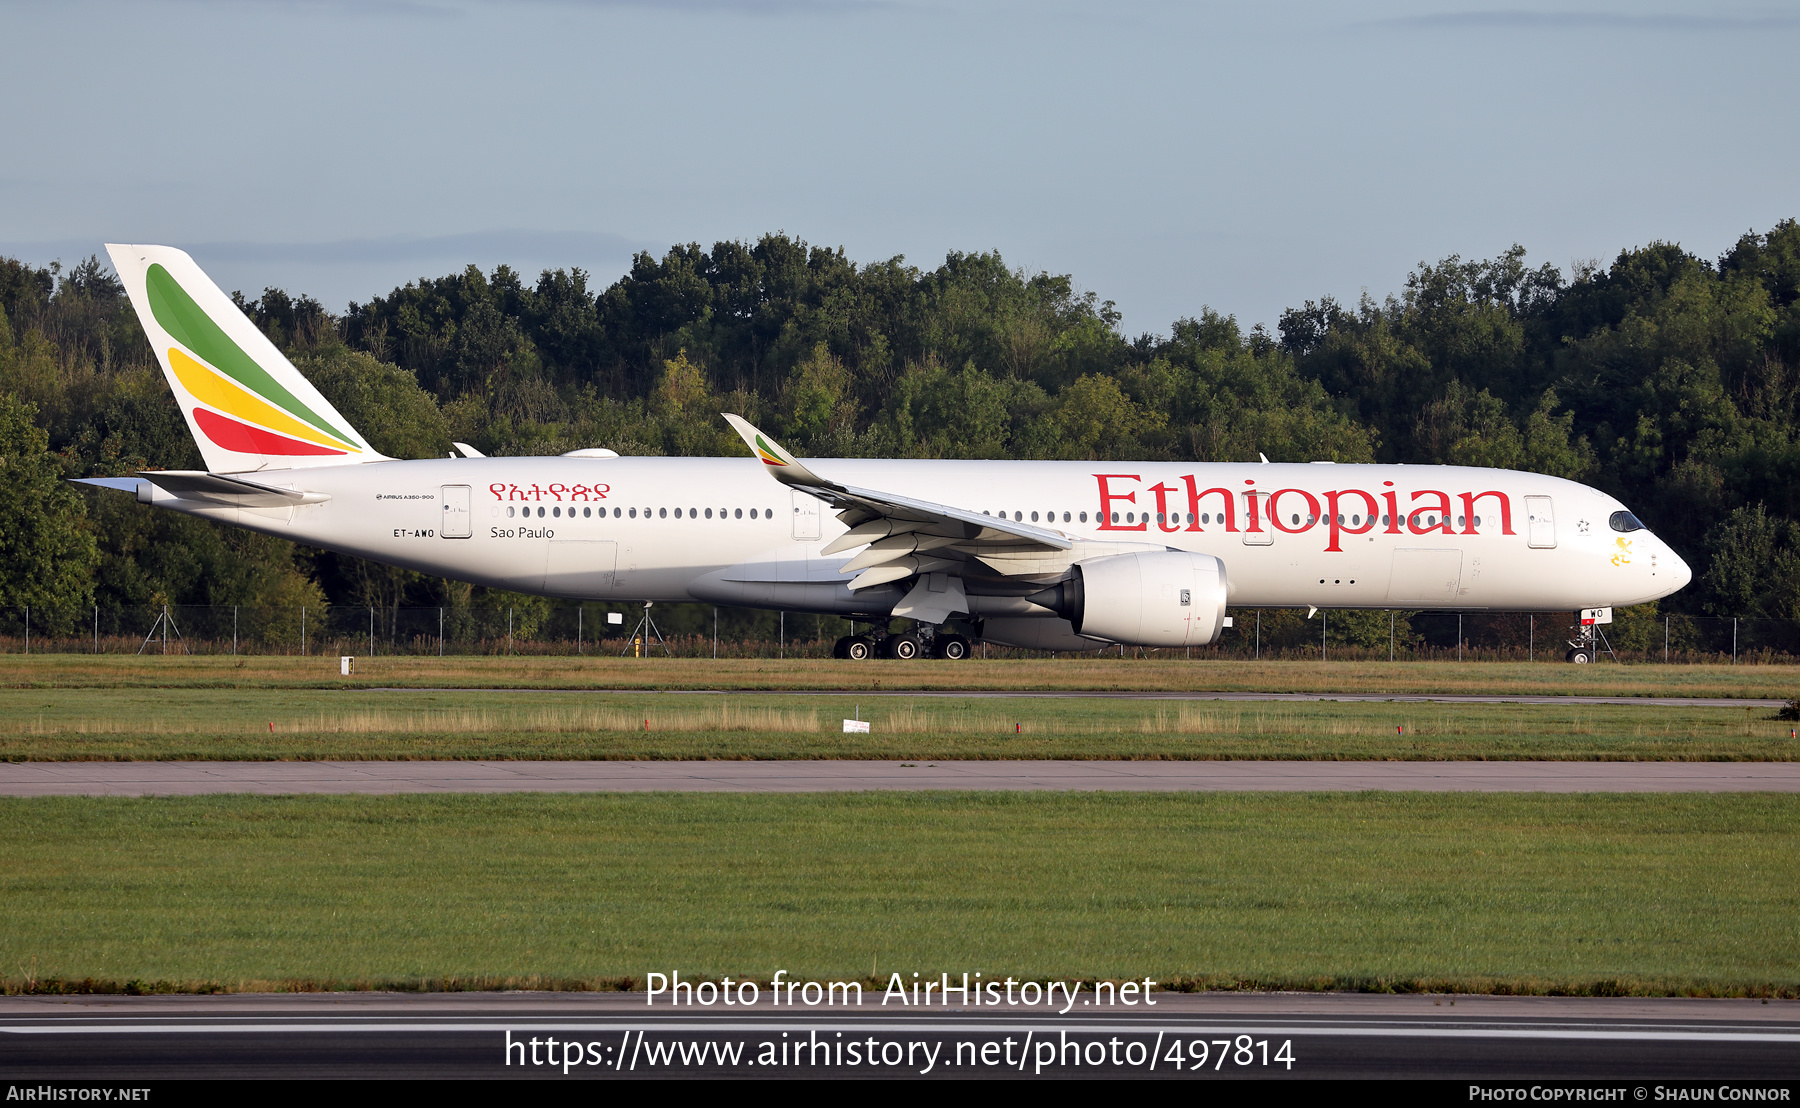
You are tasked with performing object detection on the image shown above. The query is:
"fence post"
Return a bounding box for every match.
[233,605,238,656]
[1664,615,1669,663]
[1255,611,1260,660]
[578,607,583,656]
[508,607,513,655]
[714,607,718,660]
[1389,610,1394,662]
[94,605,99,654]
[1529,614,1534,662]
[1732,618,1737,664]
[1321,610,1326,661]
[780,611,785,659]
[1457,613,1463,661]
[302,606,307,656]
[23,606,28,655]
[439,607,444,658]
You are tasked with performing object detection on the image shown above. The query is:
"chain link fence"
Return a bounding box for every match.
[0,604,854,659]
[0,604,1795,663]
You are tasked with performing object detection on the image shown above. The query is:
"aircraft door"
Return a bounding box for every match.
[1387,548,1462,605]
[1525,496,1556,549]
[792,489,822,541]
[441,485,472,538]
[1242,492,1272,545]
[542,539,619,597]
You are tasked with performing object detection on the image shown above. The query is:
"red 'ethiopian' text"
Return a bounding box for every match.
[1093,473,1515,553]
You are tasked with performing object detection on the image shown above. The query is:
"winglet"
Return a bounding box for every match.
[721,414,832,489]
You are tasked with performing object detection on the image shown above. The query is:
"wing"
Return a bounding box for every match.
[722,414,1081,591]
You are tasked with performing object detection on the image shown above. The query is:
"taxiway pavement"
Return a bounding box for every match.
[3,992,1795,1079]
[4,759,1799,796]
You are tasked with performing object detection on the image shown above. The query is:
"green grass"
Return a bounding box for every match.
[3,654,1797,699]
[3,688,1797,761]
[2,792,1795,995]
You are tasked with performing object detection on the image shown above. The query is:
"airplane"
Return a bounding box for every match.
[76,244,1693,663]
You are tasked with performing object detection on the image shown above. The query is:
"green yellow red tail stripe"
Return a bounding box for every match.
[145,262,361,458]
[754,434,789,466]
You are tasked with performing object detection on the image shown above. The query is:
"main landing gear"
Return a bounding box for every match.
[832,620,972,661]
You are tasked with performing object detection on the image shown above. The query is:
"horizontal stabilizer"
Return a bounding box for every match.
[73,471,332,507]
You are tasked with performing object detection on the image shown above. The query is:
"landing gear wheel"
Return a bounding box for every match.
[832,635,853,659]
[845,637,874,661]
[883,633,923,660]
[938,634,971,661]
[1566,648,1593,664]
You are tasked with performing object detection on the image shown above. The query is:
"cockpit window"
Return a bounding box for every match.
[1610,510,1645,533]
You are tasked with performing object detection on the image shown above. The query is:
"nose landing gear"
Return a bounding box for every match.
[1564,610,1615,664]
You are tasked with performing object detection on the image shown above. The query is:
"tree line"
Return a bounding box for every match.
[1,221,1796,637]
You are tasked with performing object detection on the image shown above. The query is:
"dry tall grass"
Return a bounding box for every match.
[1,699,1767,741]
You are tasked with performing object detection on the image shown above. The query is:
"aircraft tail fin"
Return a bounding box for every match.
[105,244,384,472]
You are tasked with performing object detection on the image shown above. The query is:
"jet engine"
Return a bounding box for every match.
[1029,551,1229,647]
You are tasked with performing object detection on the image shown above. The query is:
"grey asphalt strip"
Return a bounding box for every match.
[4,992,1796,1079]
[5,991,1796,1022]
[368,688,1792,708]
[4,759,1799,796]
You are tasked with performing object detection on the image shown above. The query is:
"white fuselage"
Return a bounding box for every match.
[138,456,1691,618]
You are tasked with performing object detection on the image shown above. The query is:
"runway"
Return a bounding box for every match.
[5,759,1799,796]
[3,992,1796,1079]
[375,688,1793,708]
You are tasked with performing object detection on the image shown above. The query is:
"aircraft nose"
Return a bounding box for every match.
[1668,546,1693,591]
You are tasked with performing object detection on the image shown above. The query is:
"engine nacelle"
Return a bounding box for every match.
[1032,551,1229,647]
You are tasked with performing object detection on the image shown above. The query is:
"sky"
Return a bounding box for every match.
[3,0,1797,335]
